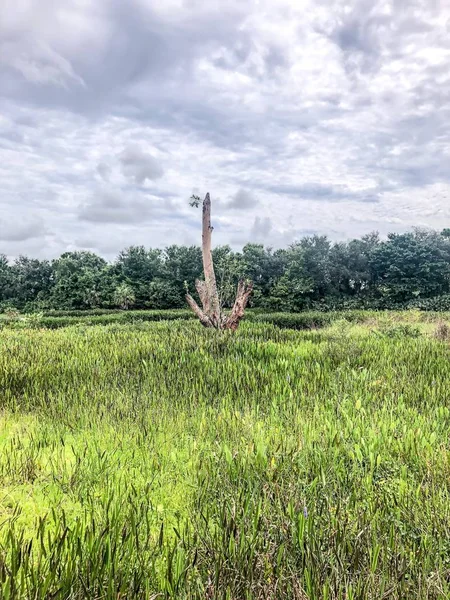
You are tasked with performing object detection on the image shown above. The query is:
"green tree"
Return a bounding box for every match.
[10,256,53,310]
[370,230,450,303]
[113,283,135,310]
[116,247,162,308]
[51,252,108,309]
[0,254,13,308]
[240,244,287,307]
[272,236,332,310]
[162,245,203,307]
[328,233,380,302]
[147,279,181,309]
[2,226,450,313]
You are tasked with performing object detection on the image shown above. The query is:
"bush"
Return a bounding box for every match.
[0,312,44,330]
[407,294,450,311]
[44,308,121,317]
[35,310,196,329]
[434,321,450,341]
[375,323,422,339]
[248,312,334,330]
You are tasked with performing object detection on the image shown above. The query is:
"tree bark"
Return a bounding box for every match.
[224,279,254,331]
[195,279,210,314]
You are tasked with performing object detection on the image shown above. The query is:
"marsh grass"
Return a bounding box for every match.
[1,316,450,598]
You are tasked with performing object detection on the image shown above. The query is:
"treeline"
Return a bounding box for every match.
[2,228,450,312]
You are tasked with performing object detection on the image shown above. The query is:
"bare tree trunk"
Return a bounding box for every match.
[201,194,221,326]
[185,193,252,330]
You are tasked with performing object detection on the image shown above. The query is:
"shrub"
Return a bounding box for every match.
[376,323,422,339]
[248,312,334,330]
[1,311,44,330]
[434,321,450,341]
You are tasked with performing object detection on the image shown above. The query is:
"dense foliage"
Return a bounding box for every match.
[1,315,450,598]
[2,229,450,312]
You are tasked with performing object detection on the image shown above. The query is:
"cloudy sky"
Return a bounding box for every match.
[1,0,450,259]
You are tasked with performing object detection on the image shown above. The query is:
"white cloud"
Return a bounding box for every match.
[1,39,85,88]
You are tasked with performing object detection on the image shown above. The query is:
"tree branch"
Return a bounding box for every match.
[185,294,212,328]
[224,280,253,332]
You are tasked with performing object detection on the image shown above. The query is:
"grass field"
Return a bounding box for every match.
[1,312,450,598]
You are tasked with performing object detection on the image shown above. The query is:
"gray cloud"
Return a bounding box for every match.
[1,0,450,258]
[0,216,47,242]
[251,216,272,240]
[120,145,164,184]
[97,162,112,182]
[264,183,380,203]
[227,189,259,210]
[79,189,152,224]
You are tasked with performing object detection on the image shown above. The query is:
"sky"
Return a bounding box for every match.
[1,0,450,260]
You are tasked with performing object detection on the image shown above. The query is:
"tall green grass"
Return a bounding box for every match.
[0,307,436,331]
[1,317,450,598]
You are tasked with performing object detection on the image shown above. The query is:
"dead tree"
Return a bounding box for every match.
[186,193,253,331]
